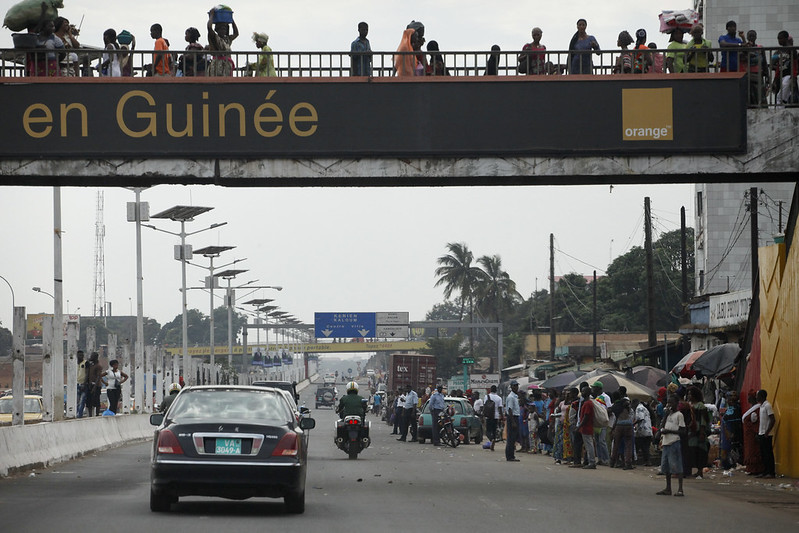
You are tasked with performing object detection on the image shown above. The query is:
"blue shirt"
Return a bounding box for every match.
[429,391,445,410]
[404,390,418,409]
[350,37,372,76]
[718,33,742,71]
[506,391,520,416]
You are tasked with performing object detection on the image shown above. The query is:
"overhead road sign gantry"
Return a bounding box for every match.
[315,312,376,338]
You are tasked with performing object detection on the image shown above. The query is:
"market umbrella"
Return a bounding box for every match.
[565,372,656,401]
[539,370,587,391]
[671,350,705,377]
[692,343,740,377]
[629,366,670,390]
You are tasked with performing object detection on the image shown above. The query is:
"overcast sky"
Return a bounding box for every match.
[1,1,699,333]
[3,0,753,52]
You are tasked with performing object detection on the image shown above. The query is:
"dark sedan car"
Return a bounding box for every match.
[149,385,316,513]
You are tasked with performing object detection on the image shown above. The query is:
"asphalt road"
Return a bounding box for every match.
[1,380,798,532]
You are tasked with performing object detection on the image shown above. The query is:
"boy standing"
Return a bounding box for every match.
[150,23,172,76]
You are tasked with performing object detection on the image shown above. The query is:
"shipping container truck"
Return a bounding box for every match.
[387,353,436,394]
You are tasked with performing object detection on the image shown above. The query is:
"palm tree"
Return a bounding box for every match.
[476,254,522,323]
[434,243,484,320]
[435,243,485,356]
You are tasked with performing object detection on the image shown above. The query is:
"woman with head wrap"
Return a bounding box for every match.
[249,32,276,76]
[633,28,652,73]
[568,18,600,75]
[394,28,417,77]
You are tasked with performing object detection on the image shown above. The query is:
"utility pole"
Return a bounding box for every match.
[549,233,555,359]
[592,270,597,361]
[681,206,690,357]
[681,207,688,323]
[750,188,759,296]
[644,197,656,347]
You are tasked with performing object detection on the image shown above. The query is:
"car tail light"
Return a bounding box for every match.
[460,418,468,427]
[156,429,184,455]
[272,433,299,457]
[418,416,424,426]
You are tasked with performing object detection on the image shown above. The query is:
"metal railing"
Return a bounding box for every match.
[2,46,797,107]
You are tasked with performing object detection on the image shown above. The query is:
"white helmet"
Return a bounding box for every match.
[346,381,359,392]
[168,383,182,394]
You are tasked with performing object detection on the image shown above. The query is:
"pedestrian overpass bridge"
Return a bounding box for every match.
[1,72,796,187]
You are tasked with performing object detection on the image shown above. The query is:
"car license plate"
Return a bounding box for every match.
[215,438,242,455]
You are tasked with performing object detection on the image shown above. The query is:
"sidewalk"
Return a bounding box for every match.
[527,449,799,515]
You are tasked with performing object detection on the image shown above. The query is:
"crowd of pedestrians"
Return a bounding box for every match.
[461,377,779,496]
[13,6,799,105]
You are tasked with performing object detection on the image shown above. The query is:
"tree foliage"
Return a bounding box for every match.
[428,229,693,374]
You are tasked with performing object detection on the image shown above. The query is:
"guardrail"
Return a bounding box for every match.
[1,46,797,107]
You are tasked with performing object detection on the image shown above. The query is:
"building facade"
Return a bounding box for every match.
[695,0,799,47]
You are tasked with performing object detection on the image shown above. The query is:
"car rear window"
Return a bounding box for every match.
[168,390,292,423]
[0,398,41,414]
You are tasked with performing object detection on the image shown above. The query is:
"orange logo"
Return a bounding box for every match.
[622,88,673,141]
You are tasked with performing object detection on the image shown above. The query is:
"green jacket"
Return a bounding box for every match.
[338,391,366,418]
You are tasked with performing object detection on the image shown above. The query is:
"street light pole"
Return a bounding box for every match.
[148,206,224,387]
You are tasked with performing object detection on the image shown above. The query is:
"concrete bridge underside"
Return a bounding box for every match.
[1,109,796,187]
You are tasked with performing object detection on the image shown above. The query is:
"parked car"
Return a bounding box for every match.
[417,396,482,445]
[252,380,299,406]
[0,395,44,424]
[149,385,316,513]
[315,386,337,409]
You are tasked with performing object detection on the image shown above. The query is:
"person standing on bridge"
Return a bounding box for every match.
[249,32,276,77]
[150,24,172,76]
[206,9,239,76]
[350,22,372,77]
[101,359,128,414]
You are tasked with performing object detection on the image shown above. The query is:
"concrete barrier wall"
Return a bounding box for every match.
[0,414,153,477]
[0,375,319,478]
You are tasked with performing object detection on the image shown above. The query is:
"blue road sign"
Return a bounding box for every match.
[315,312,376,338]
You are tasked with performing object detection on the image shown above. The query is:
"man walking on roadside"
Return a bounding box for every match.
[577,386,597,469]
[505,380,521,461]
[398,385,419,442]
[755,389,776,478]
[592,381,612,465]
[429,385,446,446]
[484,385,503,450]
[76,350,88,418]
[392,390,405,435]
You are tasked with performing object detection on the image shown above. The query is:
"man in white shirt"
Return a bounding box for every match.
[484,385,503,449]
[398,385,419,442]
[756,389,776,478]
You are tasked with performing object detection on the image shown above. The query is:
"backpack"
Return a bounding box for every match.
[592,399,610,428]
[483,395,496,419]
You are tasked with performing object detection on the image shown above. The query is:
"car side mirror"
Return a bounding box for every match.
[149,413,164,426]
[299,417,316,430]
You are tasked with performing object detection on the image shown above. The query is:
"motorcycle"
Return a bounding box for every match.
[438,408,460,448]
[335,414,371,459]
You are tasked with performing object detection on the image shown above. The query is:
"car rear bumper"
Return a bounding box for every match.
[151,459,305,499]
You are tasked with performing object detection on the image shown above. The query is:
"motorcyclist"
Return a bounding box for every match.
[159,382,182,413]
[337,381,367,442]
[337,381,366,419]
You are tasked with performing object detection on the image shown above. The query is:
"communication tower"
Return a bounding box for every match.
[93,191,106,319]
